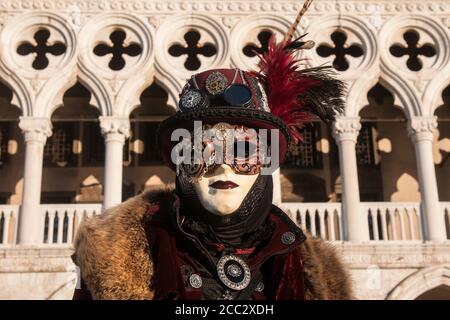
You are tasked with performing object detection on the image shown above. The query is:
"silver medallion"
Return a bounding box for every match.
[180,90,203,110]
[281,231,296,245]
[189,273,203,289]
[218,290,234,300]
[217,254,251,291]
[205,71,228,95]
[255,281,265,293]
[227,264,242,277]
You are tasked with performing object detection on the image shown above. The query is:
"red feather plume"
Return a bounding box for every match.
[251,35,324,143]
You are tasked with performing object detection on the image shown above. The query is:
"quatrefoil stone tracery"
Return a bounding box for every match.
[168,29,217,71]
[16,28,66,70]
[93,29,143,71]
[242,30,273,57]
[316,30,364,71]
[389,29,436,72]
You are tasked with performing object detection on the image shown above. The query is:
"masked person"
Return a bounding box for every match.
[71,29,352,300]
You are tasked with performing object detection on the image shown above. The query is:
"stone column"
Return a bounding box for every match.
[17,117,52,245]
[408,116,446,241]
[332,117,369,242]
[99,116,130,209]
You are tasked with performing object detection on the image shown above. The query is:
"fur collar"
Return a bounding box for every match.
[72,185,353,300]
[72,186,174,299]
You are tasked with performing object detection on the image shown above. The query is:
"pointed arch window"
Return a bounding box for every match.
[0,126,8,166]
[284,123,322,169]
[356,122,377,167]
[44,123,76,167]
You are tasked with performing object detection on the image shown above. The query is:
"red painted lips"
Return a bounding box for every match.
[209,180,239,189]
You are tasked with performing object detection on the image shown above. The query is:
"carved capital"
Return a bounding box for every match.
[408,116,437,143]
[18,117,52,144]
[332,117,361,143]
[99,116,130,141]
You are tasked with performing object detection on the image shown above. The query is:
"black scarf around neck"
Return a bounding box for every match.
[175,174,274,249]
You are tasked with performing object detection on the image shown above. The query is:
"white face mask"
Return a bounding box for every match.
[193,164,259,215]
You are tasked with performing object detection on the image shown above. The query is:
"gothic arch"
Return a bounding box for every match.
[0,79,23,117]
[346,76,380,117]
[386,265,450,300]
[36,71,79,118]
[154,62,183,110]
[423,71,450,117]
[379,67,421,118]
[0,69,31,117]
[49,81,99,118]
[45,73,111,117]
[75,70,112,117]
[347,75,416,118]
[122,75,177,117]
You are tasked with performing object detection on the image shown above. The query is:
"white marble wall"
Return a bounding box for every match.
[1,243,449,300]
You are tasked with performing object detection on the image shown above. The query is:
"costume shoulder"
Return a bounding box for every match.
[71,185,174,300]
[298,235,353,300]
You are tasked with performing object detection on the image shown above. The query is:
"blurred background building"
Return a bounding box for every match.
[0,0,449,299]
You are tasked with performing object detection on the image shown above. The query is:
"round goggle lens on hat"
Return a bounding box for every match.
[179,83,253,111]
[223,84,252,107]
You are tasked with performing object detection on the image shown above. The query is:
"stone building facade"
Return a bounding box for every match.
[0,0,449,299]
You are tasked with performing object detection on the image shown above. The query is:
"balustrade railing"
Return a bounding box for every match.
[0,205,19,245]
[41,204,102,245]
[362,202,422,241]
[1,201,449,246]
[441,202,450,240]
[281,202,430,242]
[280,202,343,241]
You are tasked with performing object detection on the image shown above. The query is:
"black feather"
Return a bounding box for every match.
[283,33,309,51]
[295,66,346,125]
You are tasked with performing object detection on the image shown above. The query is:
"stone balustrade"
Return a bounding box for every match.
[362,202,422,241]
[281,202,343,241]
[0,204,101,246]
[41,204,102,245]
[2,201,447,246]
[0,205,19,245]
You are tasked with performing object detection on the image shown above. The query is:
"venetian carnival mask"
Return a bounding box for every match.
[176,122,270,216]
[193,164,259,216]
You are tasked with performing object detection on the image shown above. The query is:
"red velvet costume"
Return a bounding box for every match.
[73,188,352,300]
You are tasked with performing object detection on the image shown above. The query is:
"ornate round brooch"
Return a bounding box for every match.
[179,89,207,111]
[216,254,251,291]
[205,71,228,95]
[281,231,296,245]
[189,274,203,289]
